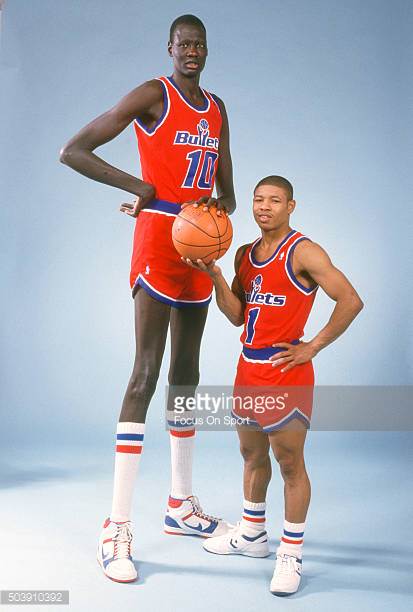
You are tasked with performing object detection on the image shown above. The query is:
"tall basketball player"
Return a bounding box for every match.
[60,15,236,582]
[185,176,363,596]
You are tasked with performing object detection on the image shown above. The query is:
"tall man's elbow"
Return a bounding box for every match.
[59,143,79,165]
[59,146,69,164]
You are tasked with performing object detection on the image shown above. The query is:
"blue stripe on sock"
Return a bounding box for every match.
[283,529,304,538]
[116,433,144,441]
[167,419,195,428]
[244,508,266,516]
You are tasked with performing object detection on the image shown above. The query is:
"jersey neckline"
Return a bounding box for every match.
[249,230,297,267]
[167,76,210,112]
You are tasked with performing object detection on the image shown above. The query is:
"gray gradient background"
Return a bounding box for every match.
[1,0,412,447]
[0,1,412,610]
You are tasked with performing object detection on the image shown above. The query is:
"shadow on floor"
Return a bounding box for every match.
[0,462,105,489]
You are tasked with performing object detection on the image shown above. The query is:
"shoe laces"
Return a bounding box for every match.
[189,496,221,523]
[112,522,132,560]
[227,521,244,544]
[276,553,297,575]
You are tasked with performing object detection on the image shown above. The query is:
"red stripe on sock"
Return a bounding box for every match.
[116,445,143,454]
[243,515,265,523]
[170,429,195,438]
[281,537,303,545]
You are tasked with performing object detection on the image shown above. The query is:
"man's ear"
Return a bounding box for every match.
[288,199,296,214]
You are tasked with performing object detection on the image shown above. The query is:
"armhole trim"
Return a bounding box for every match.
[134,78,170,136]
[285,236,318,295]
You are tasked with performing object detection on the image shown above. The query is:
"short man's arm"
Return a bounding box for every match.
[212,273,244,326]
[59,80,163,202]
[183,245,248,326]
[271,241,364,371]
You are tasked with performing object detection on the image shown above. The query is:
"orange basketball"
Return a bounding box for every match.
[172,204,233,264]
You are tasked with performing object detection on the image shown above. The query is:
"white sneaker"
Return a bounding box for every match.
[97,518,138,583]
[270,552,302,596]
[203,521,270,557]
[164,495,233,538]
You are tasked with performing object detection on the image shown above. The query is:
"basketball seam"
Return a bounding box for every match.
[173,236,233,248]
[207,209,222,259]
[175,212,223,239]
[194,247,222,260]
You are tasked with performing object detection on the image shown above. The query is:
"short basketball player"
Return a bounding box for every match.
[60,15,236,582]
[185,176,363,595]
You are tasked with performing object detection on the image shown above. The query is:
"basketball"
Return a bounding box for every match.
[172,204,233,264]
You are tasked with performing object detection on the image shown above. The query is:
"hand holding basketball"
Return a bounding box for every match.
[172,203,233,264]
[193,196,228,215]
[181,257,222,279]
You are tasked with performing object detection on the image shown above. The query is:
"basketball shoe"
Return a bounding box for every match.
[97,518,138,582]
[202,521,270,557]
[164,495,233,538]
[270,552,302,595]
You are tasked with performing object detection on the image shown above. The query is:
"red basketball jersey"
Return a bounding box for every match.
[133,76,222,204]
[238,230,318,348]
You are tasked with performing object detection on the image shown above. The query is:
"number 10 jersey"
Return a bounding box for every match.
[133,75,222,203]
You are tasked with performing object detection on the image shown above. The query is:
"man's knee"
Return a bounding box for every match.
[126,365,159,404]
[275,449,305,482]
[240,443,269,469]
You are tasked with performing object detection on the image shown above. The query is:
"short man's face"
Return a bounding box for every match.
[168,25,208,76]
[252,184,295,230]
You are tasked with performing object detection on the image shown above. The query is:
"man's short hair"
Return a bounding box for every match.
[254,175,294,201]
[169,14,206,42]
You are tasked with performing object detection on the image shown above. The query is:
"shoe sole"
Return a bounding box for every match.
[203,547,271,558]
[270,590,297,597]
[164,529,209,539]
[97,554,138,583]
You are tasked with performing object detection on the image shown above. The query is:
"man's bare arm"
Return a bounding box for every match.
[59,80,163,201]
[297,241,364,352]
[271,240,364,371]
[183,244,249,326]
[213,96,236,214]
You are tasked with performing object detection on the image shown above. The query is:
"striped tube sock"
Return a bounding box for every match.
[278,519,305,559]
[240,499,266,532]
[168,413,195,499]
[110,422,145,523]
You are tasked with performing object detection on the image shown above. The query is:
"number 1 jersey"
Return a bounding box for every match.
[238,230,318,348]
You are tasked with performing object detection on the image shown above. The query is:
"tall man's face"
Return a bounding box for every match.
[168,25,208,77]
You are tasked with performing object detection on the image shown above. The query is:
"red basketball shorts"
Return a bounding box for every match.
[129,199,213,308]
[232,343,315,432]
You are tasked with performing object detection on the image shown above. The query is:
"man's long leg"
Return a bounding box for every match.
[111,287,171,522]
[166,304,208,499]
[164,304,231,537]
[98,288,171,582]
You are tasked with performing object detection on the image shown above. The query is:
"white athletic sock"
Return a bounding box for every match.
[169,427,195,499]
[109,422,145,523]
[278,519,305,559]
[240,499,266,532]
